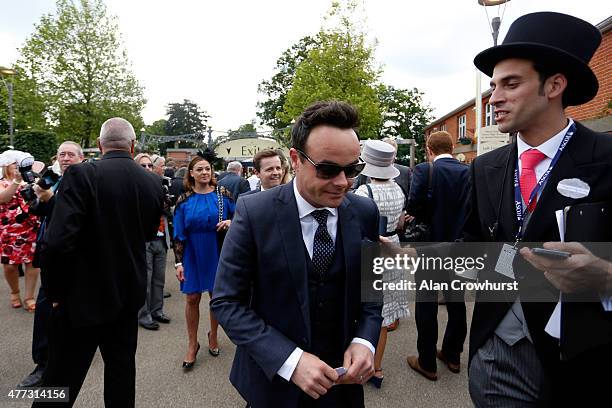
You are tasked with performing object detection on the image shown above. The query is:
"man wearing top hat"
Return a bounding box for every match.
[466,11,612,406]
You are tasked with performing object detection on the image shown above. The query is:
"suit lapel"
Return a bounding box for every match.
[275,182,311,337]
[338,197,360,341]
[484,145,518,241]
[525,124,601,240]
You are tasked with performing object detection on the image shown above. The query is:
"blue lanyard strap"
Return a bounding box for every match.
[512,122,576,243]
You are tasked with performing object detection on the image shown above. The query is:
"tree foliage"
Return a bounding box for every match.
[256,36,319,130]
[378,85,433,163]
[16,0,145,147]
[165,99,209,136]
[0,131,58,165]
[277,1,382,139]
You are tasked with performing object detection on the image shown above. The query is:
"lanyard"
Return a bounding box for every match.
[512,122,576,244]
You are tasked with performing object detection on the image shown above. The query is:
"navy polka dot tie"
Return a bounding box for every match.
[311,209,334,277]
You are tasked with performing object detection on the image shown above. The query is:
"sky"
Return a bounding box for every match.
[0,0,609,135]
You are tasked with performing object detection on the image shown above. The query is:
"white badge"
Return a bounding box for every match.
[557,178,590,199]
[495,244,516,280]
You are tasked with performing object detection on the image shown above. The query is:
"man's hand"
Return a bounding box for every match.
[520,242,611,293]
[336,343,374,385]
[291,352,337,399]
[33,184,54,202]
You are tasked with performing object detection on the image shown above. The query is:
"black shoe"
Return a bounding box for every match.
[163,291,171,298]
[152,314,171,324]
[139,321,160,331]
[182,343,200,370]
[18,365,45,388]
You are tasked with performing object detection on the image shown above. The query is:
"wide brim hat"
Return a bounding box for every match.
[360,140,400,180]
[474,12,601,106]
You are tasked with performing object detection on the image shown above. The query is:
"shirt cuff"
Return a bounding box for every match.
[277,347,303,381]
[351,337,375,355]
[601,295,612,312]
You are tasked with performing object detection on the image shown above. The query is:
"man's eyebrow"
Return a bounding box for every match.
[490,74,522,87]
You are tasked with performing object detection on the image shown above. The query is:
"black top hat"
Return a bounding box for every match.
[474,12,601,106]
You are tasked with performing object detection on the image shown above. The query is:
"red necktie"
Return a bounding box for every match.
[520,149,547,212]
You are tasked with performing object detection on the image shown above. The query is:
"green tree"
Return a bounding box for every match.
[0,70,48,135]
[16,0,145,147]
[378,85,433,163]
[14,130,58,165]
[226,122,258,140]
[256,36,319,130]
[165,99,209,136]
[279,1,381,140]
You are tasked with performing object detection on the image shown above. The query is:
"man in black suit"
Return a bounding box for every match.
[218,160,250,200]
[405,131,470,380]
[240,149,284,197]
[35,118,163,407]
[18,141,85,388]
[467,12,611,406]
[211,101,382,408]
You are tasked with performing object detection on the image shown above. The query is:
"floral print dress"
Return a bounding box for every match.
[0,180,40,264]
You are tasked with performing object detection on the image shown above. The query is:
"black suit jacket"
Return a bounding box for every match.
[211,181,383,408]
[218,173,250,201]
[407,157,470,242]
[40,151,163,327]
[464,122,612,371]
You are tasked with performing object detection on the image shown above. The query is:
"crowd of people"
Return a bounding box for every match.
[0,10,611,408]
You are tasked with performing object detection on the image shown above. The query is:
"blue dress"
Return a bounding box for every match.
[173,191,235,294]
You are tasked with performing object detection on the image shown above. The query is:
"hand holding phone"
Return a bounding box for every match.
[531,247,571,259]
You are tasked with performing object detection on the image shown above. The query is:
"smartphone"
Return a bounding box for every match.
[531,247,571,259]
[335,367,347,377]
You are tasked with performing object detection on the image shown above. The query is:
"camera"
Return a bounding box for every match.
[162,176,175,209]
[17,155,38,202]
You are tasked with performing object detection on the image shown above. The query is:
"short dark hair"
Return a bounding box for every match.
[253,149,280,171]
[532,60,569,108]
[291,101,360,153]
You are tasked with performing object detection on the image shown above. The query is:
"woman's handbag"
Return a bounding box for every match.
[216,186,226,255]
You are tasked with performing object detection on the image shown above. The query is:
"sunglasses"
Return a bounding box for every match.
[296,149,365,179]
[141,163,153,168]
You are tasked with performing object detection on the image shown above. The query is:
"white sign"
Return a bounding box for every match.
[479,125,509,155]
[215,137,287,160]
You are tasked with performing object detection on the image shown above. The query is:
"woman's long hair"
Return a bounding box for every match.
[181,156,217,197]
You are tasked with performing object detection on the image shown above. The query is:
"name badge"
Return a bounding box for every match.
[495,244,516,280]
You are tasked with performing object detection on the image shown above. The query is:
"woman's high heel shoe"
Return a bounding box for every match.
[368,369,384,388]
[10,291,22,309]
[208,331,220,357]
[182,343,200,370]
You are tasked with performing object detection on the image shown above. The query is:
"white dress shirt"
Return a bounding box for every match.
[275,182,376,381]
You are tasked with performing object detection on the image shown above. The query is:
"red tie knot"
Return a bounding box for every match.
[520,149,546,170]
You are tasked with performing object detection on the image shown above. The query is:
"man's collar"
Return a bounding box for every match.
[102,150,133,160]
[517,118,574,159]
[292,179,338,219]
[433,153,453,162]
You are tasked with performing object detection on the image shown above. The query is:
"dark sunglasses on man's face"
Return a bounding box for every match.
[141,163,153,168]
[296,149,365,179]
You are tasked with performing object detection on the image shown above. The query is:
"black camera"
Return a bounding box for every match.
[17,156,38,203]
[162,176,174,209]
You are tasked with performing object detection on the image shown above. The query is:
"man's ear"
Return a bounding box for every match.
[546,73,568,101]
[97,138,104,155]
[130,140,135,157]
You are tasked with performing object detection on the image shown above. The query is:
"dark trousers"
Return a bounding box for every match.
[32,286,52,366]
[415,287,467,372]
[33,306,138,408]
[298,384,364,408]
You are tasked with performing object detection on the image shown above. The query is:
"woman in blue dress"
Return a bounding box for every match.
[173,151,235,369]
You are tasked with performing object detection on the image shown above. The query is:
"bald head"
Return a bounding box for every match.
[99,118,136,152]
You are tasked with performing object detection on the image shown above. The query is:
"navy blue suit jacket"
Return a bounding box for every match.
[218,173,250,201]
[407,157,470,242]
[211,181,382,407]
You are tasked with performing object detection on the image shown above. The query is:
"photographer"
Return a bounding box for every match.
[17,141,84,388]
[0,150,41,313]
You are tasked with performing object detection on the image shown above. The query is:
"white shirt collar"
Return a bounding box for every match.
[517,118,574,159]
[292,179,338,219]
[433,153,453,162]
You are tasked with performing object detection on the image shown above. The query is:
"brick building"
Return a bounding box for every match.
[424,15,611,164]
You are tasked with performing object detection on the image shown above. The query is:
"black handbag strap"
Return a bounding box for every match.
[365,183,374,199]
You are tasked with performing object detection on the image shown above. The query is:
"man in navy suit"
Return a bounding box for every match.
[405,131,470,380]
[211,101,382,408]
[218,161,250,200]
[240,149,284,197]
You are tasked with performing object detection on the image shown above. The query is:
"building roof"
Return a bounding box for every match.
[597,16,612,33]
[426,89,492,129]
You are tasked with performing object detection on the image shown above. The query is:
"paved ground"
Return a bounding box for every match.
[0,259,474,407]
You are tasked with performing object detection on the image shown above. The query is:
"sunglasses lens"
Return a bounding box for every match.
[316,164,342,179]
[345,162,365,178]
